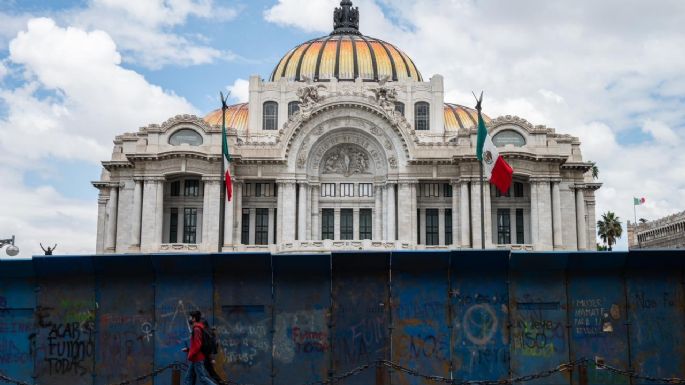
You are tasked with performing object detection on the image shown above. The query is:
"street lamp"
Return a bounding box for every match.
[0,235,19,256]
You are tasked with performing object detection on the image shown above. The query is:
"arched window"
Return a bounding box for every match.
[394,102,405,116]
[263,101,278,130]
[492,130,526,147]
[169,129,203,146]
[288,101,300,118]
[414,102,430,130]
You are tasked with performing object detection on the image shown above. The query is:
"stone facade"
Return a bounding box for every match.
[91,2,601,254]
[628,211,685,249]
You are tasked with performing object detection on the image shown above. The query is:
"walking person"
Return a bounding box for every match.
[201,319,224,384]
[182,311,218,385]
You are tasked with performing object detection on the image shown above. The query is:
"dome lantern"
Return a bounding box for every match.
[332,0,361,36]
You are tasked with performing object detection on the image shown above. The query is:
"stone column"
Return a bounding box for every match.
[105,183,119,252]
[281,181,297,242]
[298,183,308,241]
[576,187,588,250]
[386,183,396,240]
[141,177,162,251]
[311,185,320,240]
[460,181,470,247]
[439,208,445,246]
[353,208,360,240]
[537,180,553,249]
[552,181,563,248]
[233,181,243,244]
[530,181,539,248]
[397,183,413,243]
[276,181,284,243]
[202,177,221,251]
[470,181,482,249]
[268,208,275,244]
[374,185,383,240]
[334,208,341,240]
[451,180,459,247]
[96,194,108,254]
[483,183,492,247]
[249,208,256,244]
[131,179,143,248]
[411,182,418,245]
[155,180,164,246]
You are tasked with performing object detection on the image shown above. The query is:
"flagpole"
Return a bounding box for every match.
[479,162,485,249]
[218,93,228,252]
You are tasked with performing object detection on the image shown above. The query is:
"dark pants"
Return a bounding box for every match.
[204,358,223,384]
[184,361,217,385]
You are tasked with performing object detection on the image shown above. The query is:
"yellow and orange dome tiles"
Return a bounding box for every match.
[203,103,489,132]
[270,34,422,83]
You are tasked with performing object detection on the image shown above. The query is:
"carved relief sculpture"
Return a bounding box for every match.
[322,145,370,176]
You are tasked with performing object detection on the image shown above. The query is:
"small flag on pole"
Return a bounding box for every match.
[475,92,513,194]
[221,92,233,202]
[633,197,646,205]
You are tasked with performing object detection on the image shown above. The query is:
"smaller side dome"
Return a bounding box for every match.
[204,103,249,131]
[444,103,491,131]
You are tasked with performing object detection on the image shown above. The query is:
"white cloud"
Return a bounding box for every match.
[642,119,680,145]
[0,60,7,80]
[0,18,197,255]
[263,0,685,250]
[226,78,249,103]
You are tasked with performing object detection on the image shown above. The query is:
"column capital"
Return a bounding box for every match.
[450,178,461,186]
[143,176,166,182]
[133,176,145,182]
[276,179,297,186]
[201,176,222,182]
[398,178,419,185]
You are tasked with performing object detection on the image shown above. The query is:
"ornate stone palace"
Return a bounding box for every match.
[92,1,600,254]
[628,211,685,250]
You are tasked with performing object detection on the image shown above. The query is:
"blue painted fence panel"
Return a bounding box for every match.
[392,251,450,385]
[451,250,510,381]
[332,252,389,385]
[273,254,331,384]
[213,253,273,385]
[0,260,35,383]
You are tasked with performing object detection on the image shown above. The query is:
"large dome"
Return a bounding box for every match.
[270,1,422,83]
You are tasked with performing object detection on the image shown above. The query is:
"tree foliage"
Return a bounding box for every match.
[597,211,623,251]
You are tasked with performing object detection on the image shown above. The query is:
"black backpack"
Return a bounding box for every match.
[200,325,219,356]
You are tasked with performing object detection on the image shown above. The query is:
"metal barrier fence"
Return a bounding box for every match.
[0,249,684,385]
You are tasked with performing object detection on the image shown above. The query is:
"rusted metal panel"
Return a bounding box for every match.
[273,254,331,385]
[451,250,509,381]
[213,253,273,385]
[509,252,569,385]
[391,251,450,385]
[0,260,35,382]
[94,255,155,385]
[152,254,214,372]
[567,252,629,385]
[33,256,96,385]
[626,250,685,383]
[332,251,390,385]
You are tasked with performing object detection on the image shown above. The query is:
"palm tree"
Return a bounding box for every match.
[588,161,599,179]
[597,211,623,251]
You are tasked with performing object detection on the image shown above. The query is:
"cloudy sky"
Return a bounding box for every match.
[1,0,683,256]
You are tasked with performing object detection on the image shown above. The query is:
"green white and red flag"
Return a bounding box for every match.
[222,121,233,201]
[633,197,646,205]
[476,105,513,194]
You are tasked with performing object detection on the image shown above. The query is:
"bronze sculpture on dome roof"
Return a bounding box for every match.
[332,0,360,35]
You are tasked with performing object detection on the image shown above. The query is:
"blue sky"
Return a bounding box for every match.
[1,0,684,256]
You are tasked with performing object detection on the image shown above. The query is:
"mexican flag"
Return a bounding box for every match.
[476,106,513,194]
[222,122,233,201]
[633,197,646,205]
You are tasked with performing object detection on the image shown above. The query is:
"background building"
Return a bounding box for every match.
[92,1,600,254]
[628,211,685,249]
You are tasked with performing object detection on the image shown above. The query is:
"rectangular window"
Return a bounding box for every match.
[359,209,372,240]
[422,183,439,197]
[496,185,511,197]
[321,183,336,197]
[514,182,524,198]
[340,209,353,240]
[358,183,373,197]
[184,180,200,197]
[497,209,511,244]
[255,183,271,197]
[243,183,252,197]
[170,181,181,197]
[241,208,250,244]
[443,183,453,197]
[255,208,269,245]
[445,209,452,245]
[183,208,197,243]
[340,183,354,197]
[169,208,178,243]
[516,208,525,244]
[425,208,439,245]
[322,209,334,240]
